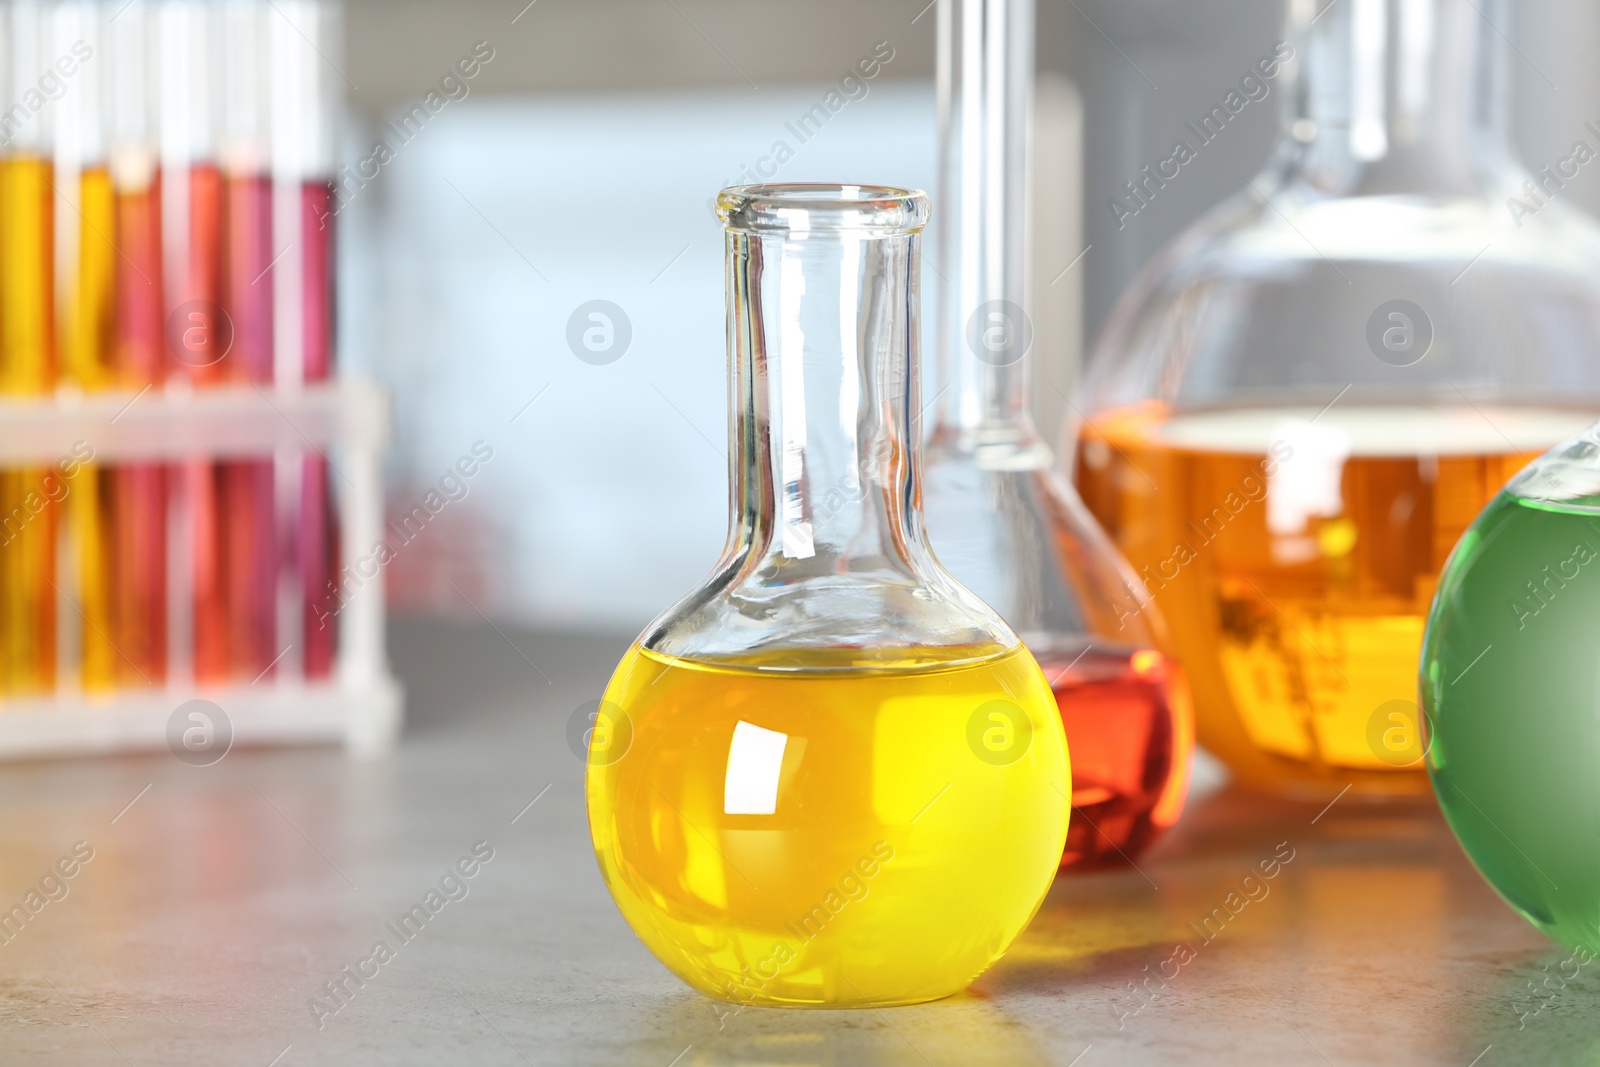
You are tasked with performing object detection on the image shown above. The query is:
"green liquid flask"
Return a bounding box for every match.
[1422,426,1600,951]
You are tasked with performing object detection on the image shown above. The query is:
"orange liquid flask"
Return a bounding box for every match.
[1072,0,1600,800]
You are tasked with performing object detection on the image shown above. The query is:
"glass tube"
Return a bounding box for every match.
[159,0,222,684]
[0,0,61,694]
[271,0,339,680]
[107,0,167,686]
[54,0,116,691]
[218,0,277,681]
[923,0,1192,864]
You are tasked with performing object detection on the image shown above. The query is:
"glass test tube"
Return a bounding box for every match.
[219,0,276,680]
[55,0,116,691]
[271,0,340,679]
[158,0,223,682]
[0,0,60,694]
[109,0,167,686]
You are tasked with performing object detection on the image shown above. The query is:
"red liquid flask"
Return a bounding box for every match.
[1038,645,1192,865]
[922,0,1193,867]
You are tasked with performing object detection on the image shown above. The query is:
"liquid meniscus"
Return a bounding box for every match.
[586,643,1069,1007]
[1076,402,1594,797]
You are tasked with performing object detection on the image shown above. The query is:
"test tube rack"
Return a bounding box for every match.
[0,379,402,762]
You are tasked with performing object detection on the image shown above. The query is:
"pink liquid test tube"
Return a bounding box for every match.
[299,178,337,678]
[272,1,342,679]
[221,172,277,678]
[109,3,168,686]
[218,0,277,681]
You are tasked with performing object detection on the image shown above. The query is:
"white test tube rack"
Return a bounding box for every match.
[0,378,403,761]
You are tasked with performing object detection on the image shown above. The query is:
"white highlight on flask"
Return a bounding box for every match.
[1268,418,1351,536]
[724,720,789,816]
[778,242,815,560]
[1350,0,1390,162]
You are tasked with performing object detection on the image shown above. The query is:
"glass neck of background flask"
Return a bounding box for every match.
[724,218,926,582]
[1280,0,1513,198]
[931,0,1050,466]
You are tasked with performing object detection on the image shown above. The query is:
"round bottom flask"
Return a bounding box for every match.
[586,186,1069,1007]
[1073,0,1600,800]
[925,0,1191,866]
[1422,429,1600,952]
[924,436,1193,867]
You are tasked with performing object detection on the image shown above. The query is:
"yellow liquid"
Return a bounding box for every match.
[1075,402,1595,798]
[587,643,1069,1007]
[62,165,117,691]
[0,157,56,694]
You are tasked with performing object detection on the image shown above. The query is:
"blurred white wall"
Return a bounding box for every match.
[343,84,941,631]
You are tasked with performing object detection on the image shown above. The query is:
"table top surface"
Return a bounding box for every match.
[0,621,1587,1066]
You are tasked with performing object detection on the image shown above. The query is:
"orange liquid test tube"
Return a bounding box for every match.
[180,164,228,682]
[0,3,65,695]
[62,164,117,691]
[156,0,237,685]
[0,153,57,694]
[111,167,167,685]
[104,2,168,688]
[55,0,118,692]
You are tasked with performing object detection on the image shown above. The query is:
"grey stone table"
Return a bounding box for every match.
[0,621,1590,1065]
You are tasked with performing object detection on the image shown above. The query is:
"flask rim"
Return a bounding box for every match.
[717,183,930,236]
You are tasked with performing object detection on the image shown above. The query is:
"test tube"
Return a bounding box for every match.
[158,0,223,682]
[0,0,60,694]
[271,0,340,679]
[109,0,167,685]
[219,0,276,680]
[54,0,115,690]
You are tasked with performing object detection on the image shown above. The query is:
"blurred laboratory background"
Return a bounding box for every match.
[9,5,1600,1062]
[342,0,1600,632]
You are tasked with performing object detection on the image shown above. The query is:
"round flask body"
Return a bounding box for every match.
[588,644,1069,1006]
[1074,0,1600,799]
[1422,432,1600,951]
[585,184,1071,1005]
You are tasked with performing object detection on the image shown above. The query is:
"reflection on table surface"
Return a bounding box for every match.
[0,621,1588,1066]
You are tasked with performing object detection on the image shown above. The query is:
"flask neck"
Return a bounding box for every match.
[932,0,1043,446]
[724,211,928,577]
[643,184,1018,665]
[1281,0,1512,196]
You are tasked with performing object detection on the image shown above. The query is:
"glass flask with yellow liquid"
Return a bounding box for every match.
[1070,0,1600,800]
[587,185,1070,1007]
[923,0,1192,866]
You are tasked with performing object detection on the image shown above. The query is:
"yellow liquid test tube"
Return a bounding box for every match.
[60,165,118,692]
[0,155,58,694]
